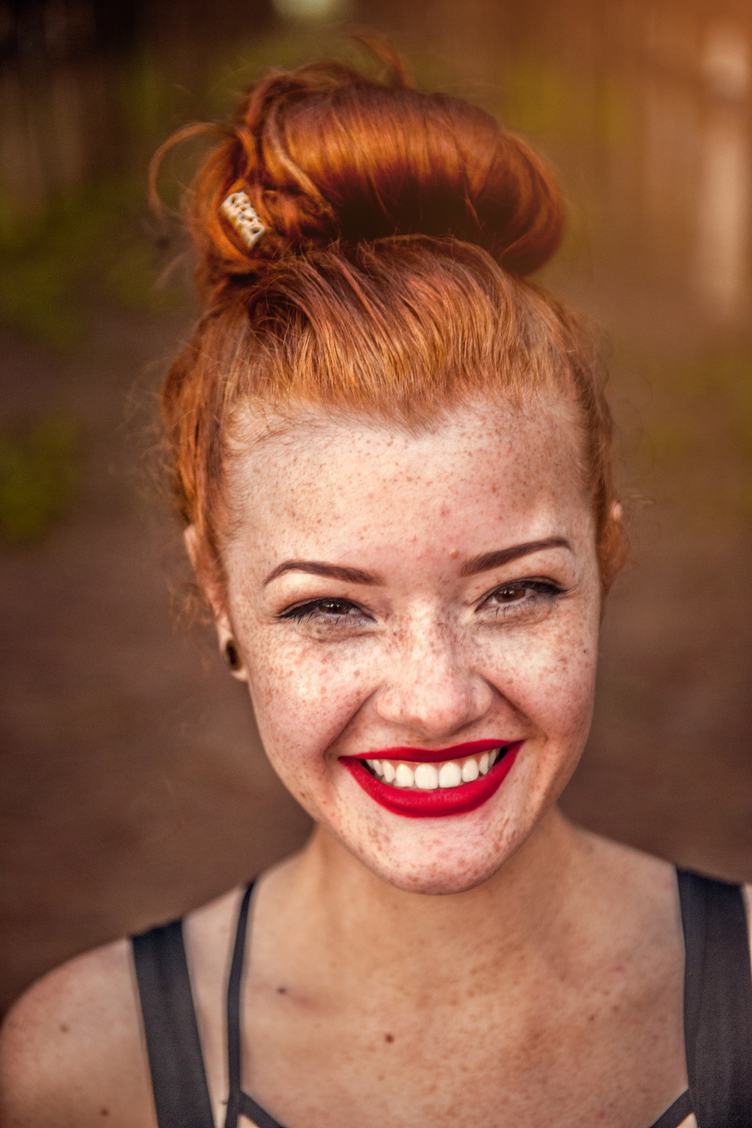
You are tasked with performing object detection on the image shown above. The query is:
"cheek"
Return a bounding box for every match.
[481,606,599,742]
[244,633,373,757]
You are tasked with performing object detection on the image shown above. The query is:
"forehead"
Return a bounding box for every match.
[223,395,592,566]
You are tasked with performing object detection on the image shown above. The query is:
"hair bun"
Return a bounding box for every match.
[168,49,564,295]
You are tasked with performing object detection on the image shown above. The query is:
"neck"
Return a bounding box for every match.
[289,808,592,1001]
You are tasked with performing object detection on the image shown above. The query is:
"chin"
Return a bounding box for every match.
[351,829,525,896]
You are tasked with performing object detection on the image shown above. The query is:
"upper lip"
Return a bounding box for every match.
[345,739,516,764]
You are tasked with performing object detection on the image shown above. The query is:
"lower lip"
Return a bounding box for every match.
[341,743,521,818]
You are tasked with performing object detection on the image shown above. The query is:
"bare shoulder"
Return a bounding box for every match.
[0,881,257,1128]
[0,936,155,1128]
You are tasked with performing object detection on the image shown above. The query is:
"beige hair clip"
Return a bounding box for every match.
[221,189,266,250]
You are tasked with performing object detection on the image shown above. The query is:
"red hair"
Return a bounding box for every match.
[156,47,624,604]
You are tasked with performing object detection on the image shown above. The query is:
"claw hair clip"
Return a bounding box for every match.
[221,189,266,250]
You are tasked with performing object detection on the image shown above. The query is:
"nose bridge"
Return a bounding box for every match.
[376,611,490,734]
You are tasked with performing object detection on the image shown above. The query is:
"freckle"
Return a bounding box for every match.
[99,1109,109,1118]
[276,985,287,994]
[384,1032,395,1043]
[59,1023,69,1033]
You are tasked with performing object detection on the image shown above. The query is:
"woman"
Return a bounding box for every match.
[1,49,750,1128]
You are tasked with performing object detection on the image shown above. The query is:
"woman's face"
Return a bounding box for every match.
[215,395,602,894]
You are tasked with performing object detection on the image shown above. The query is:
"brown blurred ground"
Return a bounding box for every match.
[1,0,751,1014]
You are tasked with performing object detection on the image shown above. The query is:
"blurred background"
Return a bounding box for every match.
[1,0,751,1013]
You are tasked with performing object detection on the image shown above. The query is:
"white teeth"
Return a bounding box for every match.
[414,763,439,790]
[361,747,507,790]
[438,761,462,789]
[461,757,479,782]
[395,763,414,788]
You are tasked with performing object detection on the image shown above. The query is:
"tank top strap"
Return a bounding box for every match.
[224,881,257,1128]
[132,918,215,1128]
[677,867,752,1127]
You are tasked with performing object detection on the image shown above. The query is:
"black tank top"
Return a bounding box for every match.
[131,868,752,1128]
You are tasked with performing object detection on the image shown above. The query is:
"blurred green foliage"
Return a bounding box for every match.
[0,413,80,544]
[502,55,630,147]
[624,347,752,527]
[0,178,188,348]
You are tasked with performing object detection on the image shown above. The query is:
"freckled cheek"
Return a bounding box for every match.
[481,620,599,741]
[244,639,375,764]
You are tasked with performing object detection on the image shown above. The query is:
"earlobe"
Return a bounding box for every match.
[222,636,245,676]
[218,626,248,682]
[184,525,247,682]
[599,499,628,607]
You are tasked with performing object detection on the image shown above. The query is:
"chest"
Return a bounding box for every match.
[235,971,688,1128]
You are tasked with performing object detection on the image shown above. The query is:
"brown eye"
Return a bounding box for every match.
[480,580,564,619]
[318,600,353,615]
[494,585,526,603]
[279,598,373,626]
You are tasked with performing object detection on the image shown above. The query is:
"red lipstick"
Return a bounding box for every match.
[347,738,503,763]
[341,740,521,819]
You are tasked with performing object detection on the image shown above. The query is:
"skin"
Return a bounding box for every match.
[2,392,708,1127]
[217,395,601,897]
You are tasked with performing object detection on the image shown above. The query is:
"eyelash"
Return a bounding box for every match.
[277,580,566,627]
[481,579,566,617]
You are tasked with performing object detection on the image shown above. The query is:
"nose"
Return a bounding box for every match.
[372,619,494,740]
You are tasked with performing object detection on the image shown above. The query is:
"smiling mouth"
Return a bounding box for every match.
[341,741,521,818]
[361,747,506,790]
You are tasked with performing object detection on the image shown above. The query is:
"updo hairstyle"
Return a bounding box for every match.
[155,45,625,607]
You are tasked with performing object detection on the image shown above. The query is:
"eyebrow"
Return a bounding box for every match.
[264,560,385,586]
[263,537,571,587]
[459,537,572,576]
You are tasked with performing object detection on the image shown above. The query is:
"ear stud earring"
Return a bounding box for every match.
[224,639,243,672]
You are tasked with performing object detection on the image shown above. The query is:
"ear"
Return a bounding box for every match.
[183,525,248,682]
[216,623,249,683]
[184,524,220,615]
[598,499,627,613]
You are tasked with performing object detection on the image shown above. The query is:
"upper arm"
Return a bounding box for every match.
[0,938,156,1128]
